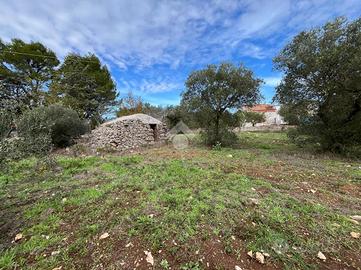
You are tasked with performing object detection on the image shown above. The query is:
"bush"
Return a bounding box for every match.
[201,128,239,147]
[0,110,15,140]
[45,105,89,147]
[17,108,53,155]
[18,105,88,148]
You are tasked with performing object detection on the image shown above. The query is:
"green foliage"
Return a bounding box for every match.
[116,91,143,117]
[49,53,117,128]
[13,105,87,159]
[0,38,59,113]
[0,109,15,140]
[182,62,262,146]
[17,107,53,156]
[274,17,361,153]
[45,105,88,147]
[243,111,265,126]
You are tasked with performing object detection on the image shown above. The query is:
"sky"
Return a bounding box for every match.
[1,0,361,106]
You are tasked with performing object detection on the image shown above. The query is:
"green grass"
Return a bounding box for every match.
[0,132,360,269]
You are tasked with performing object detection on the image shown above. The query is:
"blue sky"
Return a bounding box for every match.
[1,0,361,106]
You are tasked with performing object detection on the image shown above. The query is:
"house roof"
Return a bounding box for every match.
[244,104,277,113]
[102,113,163,126]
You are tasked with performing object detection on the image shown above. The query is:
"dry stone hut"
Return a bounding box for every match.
[89,113,168,151]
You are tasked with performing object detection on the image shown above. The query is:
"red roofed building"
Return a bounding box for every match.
[242,104,286,126]
[244,104,277,113]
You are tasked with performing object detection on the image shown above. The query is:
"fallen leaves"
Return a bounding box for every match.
[14,233,23,242]
[99,232,109,240]
[350,215,361,221]
[317,251,326,261]
[255,252,265,264]
[247,250,268,264]
[144,250,154,265]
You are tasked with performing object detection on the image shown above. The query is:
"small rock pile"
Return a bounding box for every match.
[88,114,168,151]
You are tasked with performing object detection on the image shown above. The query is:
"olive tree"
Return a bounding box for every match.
[274,17,361,152]
[182,62,262,145]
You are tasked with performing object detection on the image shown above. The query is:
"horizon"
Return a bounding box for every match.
[1,0,361,106]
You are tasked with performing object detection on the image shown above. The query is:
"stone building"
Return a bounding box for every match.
[88,113,168,150]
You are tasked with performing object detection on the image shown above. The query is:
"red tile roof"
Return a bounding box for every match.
[244,104,277,113]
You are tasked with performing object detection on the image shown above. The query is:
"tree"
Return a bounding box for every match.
[0,39,59,113]
[116,91,143,117]
[50,54,117,128]
[274,17,361,152]
[182,62,262,145]
[244,111,265,126]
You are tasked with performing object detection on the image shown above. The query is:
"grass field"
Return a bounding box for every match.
[0,132,360,270]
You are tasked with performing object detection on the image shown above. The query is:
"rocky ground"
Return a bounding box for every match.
[0,132,360,269]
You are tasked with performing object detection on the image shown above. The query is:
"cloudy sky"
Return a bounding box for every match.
[1,0,360,105]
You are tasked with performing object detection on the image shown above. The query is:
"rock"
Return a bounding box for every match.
[144,251,154,265]
[227,154,233,158]
[235,266,243,270]
[125,242,133,248]
[14,233,23,242]
[317,251,326,261]
[51,250,60,256]
[62,198,67,203]
[52,267,62,270]
[255,252,265,264]
[350,215,361,221]
[350,232,360,239]
[247,250,253,258]
[263,252,270,257]
[249,198,260,205]
[99,233,109,240]
[349,219,359,225]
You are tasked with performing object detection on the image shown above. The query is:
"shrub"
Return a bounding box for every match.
[17,105,88,149]
[17,108,53,155]
[0,110,15,140]
[45,105,88,147]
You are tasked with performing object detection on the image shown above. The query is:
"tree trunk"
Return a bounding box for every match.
[215,113,220,143]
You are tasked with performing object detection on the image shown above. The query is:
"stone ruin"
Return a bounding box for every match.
[88,113,168,151]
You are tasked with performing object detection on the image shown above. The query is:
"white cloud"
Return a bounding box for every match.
[1,0,359,68]
[1,0,360,104]
[263,76,282,87]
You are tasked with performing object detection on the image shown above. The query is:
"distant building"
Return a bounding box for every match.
[243,104,286,127]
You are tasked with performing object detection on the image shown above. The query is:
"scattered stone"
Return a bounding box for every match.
[263,252,270,257]
[350,215,361,221]
[247,251,253,258]
[99,233,109,240]
[61,198,67,203]
[350,232,360,239]
[231,235,236,240]
[144,251,154,265]
[349,219,359,225]
[249,198,260,205]
[227,154,233,158]
[317,251,326,261]
[235,266,243,270]
[125,242,133,248]
[14,233,23,242]
[149,214,155,218]
[255,252,265,264]
[51,250,60,256]
[52,267,62,270]
[309,189,316,194]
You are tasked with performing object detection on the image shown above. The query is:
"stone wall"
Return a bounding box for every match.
[88,119,168,151]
